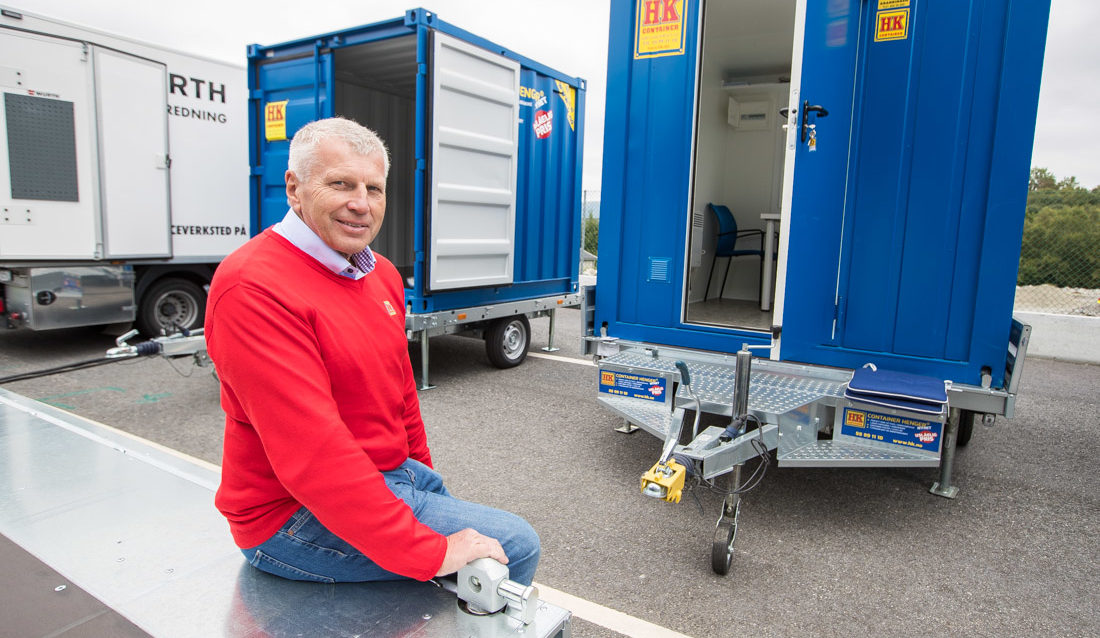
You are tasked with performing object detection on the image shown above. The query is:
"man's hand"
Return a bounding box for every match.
[435,528,508,577]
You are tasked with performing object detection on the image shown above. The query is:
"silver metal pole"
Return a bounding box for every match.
[733,347,752,419]
[541,308,560,352]
[418,330,435,390]
[930,408,960,498]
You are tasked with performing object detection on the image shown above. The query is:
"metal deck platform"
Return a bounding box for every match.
[779,439,941,467]
[598,350,849,418]
[596,346,945,469]
[0,389,571,637]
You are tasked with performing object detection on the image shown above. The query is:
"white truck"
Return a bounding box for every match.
[0,5,247,335]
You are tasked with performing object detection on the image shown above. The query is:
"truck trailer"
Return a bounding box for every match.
[587,0,1049,573]
[0,5,248,336]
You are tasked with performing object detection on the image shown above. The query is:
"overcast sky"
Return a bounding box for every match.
[8,0,1097,189]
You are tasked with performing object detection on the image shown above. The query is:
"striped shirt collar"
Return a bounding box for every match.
[272,209,376,279]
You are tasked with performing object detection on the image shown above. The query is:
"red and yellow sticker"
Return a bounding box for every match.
[634,0,687,59]
[264,100,288,142]
[845,410,867,427]
[874,9,910,42]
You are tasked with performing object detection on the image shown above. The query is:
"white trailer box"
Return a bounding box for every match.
[0,5,246,334]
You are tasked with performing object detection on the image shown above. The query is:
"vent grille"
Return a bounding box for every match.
[5,93,78,201]
[648,257,671,282]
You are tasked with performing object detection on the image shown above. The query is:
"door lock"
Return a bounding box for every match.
[801,100,829,143]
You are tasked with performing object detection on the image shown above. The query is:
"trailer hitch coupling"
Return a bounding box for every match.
[641,458,686,502]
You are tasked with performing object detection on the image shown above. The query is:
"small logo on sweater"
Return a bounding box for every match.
[383,300,397,316]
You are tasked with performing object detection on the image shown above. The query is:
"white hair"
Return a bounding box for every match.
[287,117,390,181]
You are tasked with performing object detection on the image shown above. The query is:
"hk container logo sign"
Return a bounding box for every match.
[264,100,288,142]
[634,0,687,59]
[874,0,910,42]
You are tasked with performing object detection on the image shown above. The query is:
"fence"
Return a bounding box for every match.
[1014,177,1100,317]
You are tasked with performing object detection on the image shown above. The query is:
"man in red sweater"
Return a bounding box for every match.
[205,117,539,585]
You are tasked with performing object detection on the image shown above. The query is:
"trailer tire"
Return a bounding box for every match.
[956,410,975,447]
[485,315,530,369]
[711,502,740,576]
[136,278,206,337]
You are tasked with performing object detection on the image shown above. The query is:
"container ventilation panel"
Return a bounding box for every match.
[5,93,78,201]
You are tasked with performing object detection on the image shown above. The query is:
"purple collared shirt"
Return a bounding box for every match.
[272,210,376,280]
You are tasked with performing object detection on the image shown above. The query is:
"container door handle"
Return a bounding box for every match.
[801,100,829,143]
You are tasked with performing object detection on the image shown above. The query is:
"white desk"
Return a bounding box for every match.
[760,213,780,311]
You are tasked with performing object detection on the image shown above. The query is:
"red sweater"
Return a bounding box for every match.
[205,230,446,581]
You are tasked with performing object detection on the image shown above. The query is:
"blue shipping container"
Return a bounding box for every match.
[595,0,1050,390]
[247,9,584,313]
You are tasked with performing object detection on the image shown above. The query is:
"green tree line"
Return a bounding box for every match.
[1019,168,1100,288]
[583,212,598,258]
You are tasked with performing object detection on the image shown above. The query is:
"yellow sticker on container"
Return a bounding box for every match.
[634,0,688,59]
[554,80,576,131]
[874,9,909,42]
[877,0,909,9]
[264,100,288,142]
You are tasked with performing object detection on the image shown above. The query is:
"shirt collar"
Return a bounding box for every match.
[272,209,376,279]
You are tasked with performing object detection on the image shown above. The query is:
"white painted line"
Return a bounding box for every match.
[534,583,694,638]
[528,351,595,366]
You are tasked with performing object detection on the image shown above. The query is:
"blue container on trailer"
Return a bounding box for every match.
[594,0,1050,390]
[247,8,584,313]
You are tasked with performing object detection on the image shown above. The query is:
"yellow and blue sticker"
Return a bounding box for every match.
[841,407,942,452]
[600,370,667,401]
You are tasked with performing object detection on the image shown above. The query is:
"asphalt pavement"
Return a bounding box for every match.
[1,309,1097,637]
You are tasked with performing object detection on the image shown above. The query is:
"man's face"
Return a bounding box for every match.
[285,137,387,257]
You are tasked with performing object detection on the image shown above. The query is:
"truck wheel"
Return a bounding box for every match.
[485,315,530,369]
[137,278,206,337]
[956,410,975,447]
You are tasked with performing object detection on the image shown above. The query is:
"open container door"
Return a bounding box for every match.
[249,44,334,233]
[773,0,864,358]
[427,32,520,292]
[778,0,1049,387]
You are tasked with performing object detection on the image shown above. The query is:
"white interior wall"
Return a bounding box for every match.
[688,83,788,302]
[717,86,788,301]
[686,52,727,302]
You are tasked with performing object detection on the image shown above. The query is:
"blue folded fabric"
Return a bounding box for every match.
[845,364,948,414]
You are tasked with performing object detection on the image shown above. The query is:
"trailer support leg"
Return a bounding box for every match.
[930,408,960,499]
[417,330,436,391]
[712,465,742,575]
[541,308,560,352]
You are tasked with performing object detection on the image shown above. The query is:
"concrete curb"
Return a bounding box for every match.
[1015,311,1100,365]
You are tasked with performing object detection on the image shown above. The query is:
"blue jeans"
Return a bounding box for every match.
[241,458,540,585]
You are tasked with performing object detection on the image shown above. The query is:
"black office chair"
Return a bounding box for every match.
[705,203,765,302]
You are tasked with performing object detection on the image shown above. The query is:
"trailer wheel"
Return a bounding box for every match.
[956,410,975,447]
[485,315,530,369]
[137,278,206,337]
[712,501,740,576]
